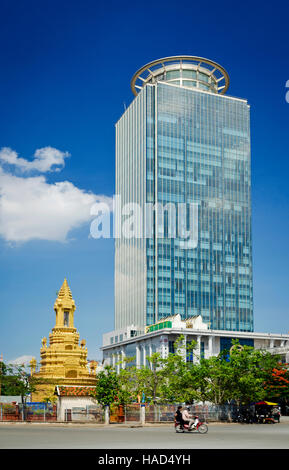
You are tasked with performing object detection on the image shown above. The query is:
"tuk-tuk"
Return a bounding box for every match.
[254,401,280,423]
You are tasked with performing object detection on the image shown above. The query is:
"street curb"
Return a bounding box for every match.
[1,418,288,427]
[0,421,249,427]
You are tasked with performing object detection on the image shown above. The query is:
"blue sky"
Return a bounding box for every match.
[0,0,288,364]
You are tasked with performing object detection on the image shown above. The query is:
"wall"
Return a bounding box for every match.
[0,396,22,403]
[57,396,99,421]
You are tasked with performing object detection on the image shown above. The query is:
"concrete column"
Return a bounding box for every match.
[162,336,169,359]
[194,335,201,364]
[182,334,187,362]
[136,344,140,368]
[116,350,121,374]
[112,351,115,367]
[121,347,125,368]
[142,344,146,367]
[57,397,62,422]
[140,405,145,425]
[149,342,152,369]
[104,405,110,425]
[208,335,213,358]
[270,339,274,349]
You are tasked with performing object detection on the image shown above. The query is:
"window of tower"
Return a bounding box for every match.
[182,79,197,88]
[198,72,209,82]
[182,69,197,79]
[64,310,69,327]
[165,70,180,80]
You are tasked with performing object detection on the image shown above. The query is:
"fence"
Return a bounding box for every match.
[145,404,176,422]
[0,402,57,422]
[109,403,238,424]
[65,405,104,423]
[0,402,239,423]
[64,404,139,423]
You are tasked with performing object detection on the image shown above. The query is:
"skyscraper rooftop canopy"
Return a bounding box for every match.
[131,55,230,96]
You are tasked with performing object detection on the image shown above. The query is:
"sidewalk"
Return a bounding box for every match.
[0,420,236,427]
[1,417,289,427]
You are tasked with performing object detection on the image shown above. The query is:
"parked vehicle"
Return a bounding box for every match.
[254,401,280,424]
[232,405,256,424]
[175,416,208,434]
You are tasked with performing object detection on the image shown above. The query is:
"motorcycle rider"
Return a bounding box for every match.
[272,406,281,423]
[175,405,185,429]
[182,406,195,429]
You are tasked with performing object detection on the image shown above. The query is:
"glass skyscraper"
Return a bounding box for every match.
[115,56,253,333]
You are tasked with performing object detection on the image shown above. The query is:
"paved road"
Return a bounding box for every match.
[1,420,289,449]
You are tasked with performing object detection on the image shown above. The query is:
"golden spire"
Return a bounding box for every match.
[31,278,96,401]
[54,278,76,328]
[57,278,73,302]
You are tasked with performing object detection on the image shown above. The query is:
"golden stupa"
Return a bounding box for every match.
[30,279,97,401]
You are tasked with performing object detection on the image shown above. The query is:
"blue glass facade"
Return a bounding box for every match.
[220,337,254,352]
[115,80,253,333]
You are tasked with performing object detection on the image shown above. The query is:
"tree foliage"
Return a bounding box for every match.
[92,338,286,406]
[192,354,234,404]
[92,366,119,405]
[0,362,42,402]
[225,341,280,404]
[264,362,289,402]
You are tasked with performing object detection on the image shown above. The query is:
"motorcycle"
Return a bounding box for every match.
[175,416,208,434]
[233,411,255,424]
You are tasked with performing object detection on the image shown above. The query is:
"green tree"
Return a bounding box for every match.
[0,362,39,403]
[228,341,280,404]
[133,353,165,404]
[92,366,119,406]
[192,340,280,406]
[0,362,49,419]
[91,337,282,411]
[193,354,234,404]
[118,361,140,404]
[0,362,11,396]
[159,336,198,403]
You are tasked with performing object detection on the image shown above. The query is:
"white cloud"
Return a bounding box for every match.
[0,146,70,173]
[0,147,113,243]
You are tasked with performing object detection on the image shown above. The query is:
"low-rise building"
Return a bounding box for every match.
[102,314,289,371]
[54,385,100,421]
